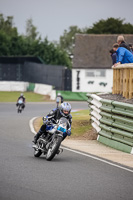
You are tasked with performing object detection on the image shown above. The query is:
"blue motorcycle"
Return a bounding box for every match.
[33,117,69,161]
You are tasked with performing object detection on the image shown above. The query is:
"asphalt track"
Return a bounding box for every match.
[0,102,133,200]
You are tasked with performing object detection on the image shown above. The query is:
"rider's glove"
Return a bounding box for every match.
[67,128,71,136]
[42,117,48,124]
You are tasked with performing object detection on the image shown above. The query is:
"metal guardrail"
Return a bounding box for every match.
[112,63,133,99]
[87,93,133,154]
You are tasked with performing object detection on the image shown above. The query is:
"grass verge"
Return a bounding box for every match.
[71,110,97,139]
[0,91,51,102]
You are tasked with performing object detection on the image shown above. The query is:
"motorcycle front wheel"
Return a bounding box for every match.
[18,106,22,113]
[46,136,62,161]
[34,148,42,157]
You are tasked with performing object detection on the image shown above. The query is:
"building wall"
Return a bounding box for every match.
[72,69,113,92]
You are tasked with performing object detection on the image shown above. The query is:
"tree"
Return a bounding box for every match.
[25,18,39,42]
[0,31,10,56]
[86,18,133,34]
[38,38,72,68]
[0,14,18,56]
[0,13,18,36]
[59,26,82,54]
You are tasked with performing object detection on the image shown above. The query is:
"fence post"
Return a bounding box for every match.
[116,69,120,94]
[120,68,123,95]
[123,68,130,98]
[112,69,117,94]
[129,68,133,99]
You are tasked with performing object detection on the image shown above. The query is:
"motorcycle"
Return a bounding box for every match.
[17,99,23,113]
[56,97,60,108]
[32,117,69,161]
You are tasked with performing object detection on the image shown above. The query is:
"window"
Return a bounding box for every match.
[85,70,106,77]
[85,71,95,77]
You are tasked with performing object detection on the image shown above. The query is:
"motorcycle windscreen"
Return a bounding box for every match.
[18,99,23,104]
[57,117,68,133]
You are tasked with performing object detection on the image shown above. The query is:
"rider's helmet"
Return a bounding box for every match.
[60,102,71,117]
[20,93,23,97]
[57,92,61,96]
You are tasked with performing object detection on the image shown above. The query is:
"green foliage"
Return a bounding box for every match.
[0,14,18,36]
[86,18,133,34]
[0,13,71,68]
[0,31,10,55]
[59,26,82,54]
[25,18,39,42]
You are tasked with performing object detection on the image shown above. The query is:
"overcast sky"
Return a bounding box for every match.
[0,0,133,42]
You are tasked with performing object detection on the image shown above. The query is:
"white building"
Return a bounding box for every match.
[72,68,113,92]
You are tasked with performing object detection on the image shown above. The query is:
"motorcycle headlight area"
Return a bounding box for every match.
[57,126,66,133]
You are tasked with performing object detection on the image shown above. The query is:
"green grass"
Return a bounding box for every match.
[71,109,92,137]
[71,109,90,120]
[0,91,51,102]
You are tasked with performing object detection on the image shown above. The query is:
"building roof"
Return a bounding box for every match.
[72,34,133,69]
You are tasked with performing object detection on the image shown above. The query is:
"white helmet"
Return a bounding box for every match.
[60,102,71,117]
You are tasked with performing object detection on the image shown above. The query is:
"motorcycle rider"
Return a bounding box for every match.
[56,92,64,108]
[16,93,26,109]
[33,102,72,144]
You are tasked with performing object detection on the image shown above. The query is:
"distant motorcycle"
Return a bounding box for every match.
[56,97,60,108]
[32,117,69,161]
[17,99,23,113]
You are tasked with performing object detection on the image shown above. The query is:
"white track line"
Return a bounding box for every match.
[29,117,39,135]
[62,147,133,173]
[29,117,133,173]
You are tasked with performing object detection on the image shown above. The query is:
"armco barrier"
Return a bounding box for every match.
[87,93,133,154]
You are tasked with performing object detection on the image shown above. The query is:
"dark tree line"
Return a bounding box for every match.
[0,14,71,68]
[86,18,133,34]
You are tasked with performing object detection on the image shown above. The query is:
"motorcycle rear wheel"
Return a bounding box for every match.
[46,137,62,161]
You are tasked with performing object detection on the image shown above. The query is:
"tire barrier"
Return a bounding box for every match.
[87,93,133,154]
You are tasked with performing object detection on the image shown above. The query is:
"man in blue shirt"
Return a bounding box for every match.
[113,43,133,67]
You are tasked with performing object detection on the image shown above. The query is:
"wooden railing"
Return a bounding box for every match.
[112,63,133,99]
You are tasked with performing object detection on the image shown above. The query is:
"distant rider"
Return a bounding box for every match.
[33,102,72,144]
[56,93,64,108]
[16,93,26,109]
